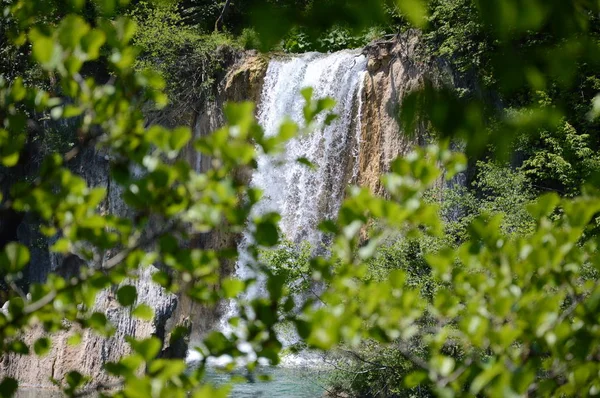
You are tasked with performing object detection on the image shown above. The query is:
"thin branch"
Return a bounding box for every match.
[214,0,232,32]
[555,279,599,326]
[23,288,58,314]
[323,355,386,375]
[396,343,431,372]
[23,223,176,315]
[341,349,392,370]
[9,281,27,300]
[102,222,177,270]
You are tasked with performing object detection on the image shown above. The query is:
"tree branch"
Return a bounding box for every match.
[214,0,232,32]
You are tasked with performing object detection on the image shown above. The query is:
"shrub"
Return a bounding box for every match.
[130,1,239,106]
[238,28,262,50]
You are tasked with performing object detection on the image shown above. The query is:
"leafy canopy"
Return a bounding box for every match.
[1,0,600,397]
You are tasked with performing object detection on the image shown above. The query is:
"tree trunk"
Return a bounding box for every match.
[214,0,232,32]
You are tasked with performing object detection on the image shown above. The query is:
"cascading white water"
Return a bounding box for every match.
[236,50,367,292]
[252,50,367,248]
[189,50,367,365]
[238,50,367,353]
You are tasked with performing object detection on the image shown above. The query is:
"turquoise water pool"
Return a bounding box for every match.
[17,365,331,397]
[204,366,331,398]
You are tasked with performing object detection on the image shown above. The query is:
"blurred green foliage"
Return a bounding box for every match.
[1,0,600,397]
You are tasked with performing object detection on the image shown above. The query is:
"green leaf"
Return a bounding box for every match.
[65,371,89,391]
[395,0,428,28]
[1,152,19,167]
[169,326,190,345]
[117,285,137,307]
[169,127,192,152]
[404,370,428,388]
[67,0,85,11]
[105,355,144,376]
[50,238,71,254]
[0,377,18,398]
[9,78,26,101]
[266,273,286,302]
[470,363,503,394]
[1,243,30,273]
[58,15,89,49]
[88,312,113,336]
[301,87,314,104]
[589,94,600,120]
[81,30,106,60]
[315,97,336,113]
[32,36,56,64]
[152,271,171,288]
[129,337,162,362]
[203,331,230,355]
[222,278,244,298]
[132,304,154,321]
[296,157,316,170]
[63,105,82,118]
[34,337,51,357]
[8,340,29,355]
[278,120,298,141]
[147,358,187,380]
[527,192,560,219]
[223,101,255,126]
[94,0,118,16]
[192,384,230,398]
[67,333,82,346]
[324,113,338,126]
[114,16,137,43]
[30,30,60,68]
[255,220,279,247]
[431,355,455,377]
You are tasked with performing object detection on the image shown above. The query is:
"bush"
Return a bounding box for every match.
[516,119,600,196]
[442,160,536,243]
[238,28,262,50]
[283,25,387,53]
[260,239,313,294]
[130,1,239,106]
[327,341,430,398]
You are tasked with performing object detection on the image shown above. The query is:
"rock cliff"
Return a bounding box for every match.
[356,33,444,195]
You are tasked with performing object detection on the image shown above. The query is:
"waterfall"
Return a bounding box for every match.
[237,50,367,295]
[189,50,367,365]
[254,50,367,246]
[246,50,367,356]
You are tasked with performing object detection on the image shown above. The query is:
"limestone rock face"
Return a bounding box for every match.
[1,148,179,389]
[3,268,177,389]
[223,51,269,103]
[356,34,437,196]
[174,50,268,345]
